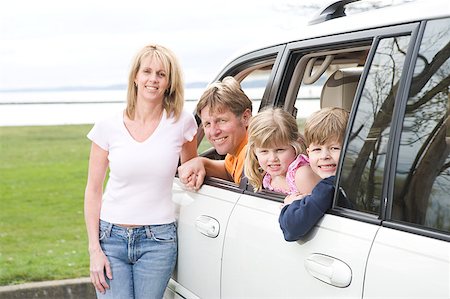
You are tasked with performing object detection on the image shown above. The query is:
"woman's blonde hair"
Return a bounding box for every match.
[304,107,349,146]
[196,76,252,117]
[245,107,306,192]
[126,44,184,120]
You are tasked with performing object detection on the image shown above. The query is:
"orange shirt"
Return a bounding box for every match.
[224,136,248,184]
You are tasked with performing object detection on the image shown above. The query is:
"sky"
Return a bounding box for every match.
[0,0,333,90]
[0,0,411,91]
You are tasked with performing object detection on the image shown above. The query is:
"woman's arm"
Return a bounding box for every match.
[84,142,110,293]
[180,134,198,164]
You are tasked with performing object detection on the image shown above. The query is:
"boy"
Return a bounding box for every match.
[278,107,349,241]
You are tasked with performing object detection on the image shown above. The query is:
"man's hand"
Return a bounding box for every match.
[178,157,206,191]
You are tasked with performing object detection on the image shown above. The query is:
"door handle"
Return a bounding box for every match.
[304,254,352,287]
[195,215,220,238]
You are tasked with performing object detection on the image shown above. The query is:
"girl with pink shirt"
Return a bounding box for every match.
[245,108,320,198]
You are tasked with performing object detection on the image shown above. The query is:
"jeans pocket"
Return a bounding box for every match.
[151,223,177,243]
[98,222,110,241]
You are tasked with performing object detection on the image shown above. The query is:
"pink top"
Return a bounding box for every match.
[263,154,310,195]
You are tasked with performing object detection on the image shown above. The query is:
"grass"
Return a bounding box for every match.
[0,124,212,286]
[0,125,92,286]
[0,120,300,286]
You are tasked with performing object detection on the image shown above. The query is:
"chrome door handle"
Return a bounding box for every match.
[304,254,352,287]
[195,215,220,238]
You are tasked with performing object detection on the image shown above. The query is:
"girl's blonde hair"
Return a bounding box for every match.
[304,107,349,146]
[126,44,184,121]
[245,107,306,192]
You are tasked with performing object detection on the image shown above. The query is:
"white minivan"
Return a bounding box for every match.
[166,0,450,297]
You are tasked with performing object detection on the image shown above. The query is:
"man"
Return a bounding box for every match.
[178,76,252,190]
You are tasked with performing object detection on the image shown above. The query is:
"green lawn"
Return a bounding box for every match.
[0,125,92,286]
[0,124,213,286]
[0,122,298,286]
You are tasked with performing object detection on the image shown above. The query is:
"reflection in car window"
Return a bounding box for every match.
[339,35,411,215]
[392,18,450,233]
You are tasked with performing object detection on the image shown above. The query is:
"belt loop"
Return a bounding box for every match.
[106,222,113,237]
[144,225,152,238]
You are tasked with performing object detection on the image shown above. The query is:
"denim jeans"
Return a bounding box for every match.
[96,220,177,299]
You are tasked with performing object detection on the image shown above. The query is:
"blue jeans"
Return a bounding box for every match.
[96,220,177,299]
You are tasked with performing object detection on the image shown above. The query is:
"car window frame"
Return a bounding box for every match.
[270,23,422,220]
[193,45,286,192]
[382,18,450,242]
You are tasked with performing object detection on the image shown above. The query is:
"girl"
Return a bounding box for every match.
[245,107,320,196]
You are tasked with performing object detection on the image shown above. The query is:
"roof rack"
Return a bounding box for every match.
[308,0,361,25]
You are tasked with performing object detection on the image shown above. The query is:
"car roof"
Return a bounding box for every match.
[230,0,449,61]
[296,0,448,39]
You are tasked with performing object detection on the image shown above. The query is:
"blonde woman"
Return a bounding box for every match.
[84,44,198,298]
[245,107,320,196]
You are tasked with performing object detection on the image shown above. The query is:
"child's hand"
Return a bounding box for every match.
[281,192,306,208]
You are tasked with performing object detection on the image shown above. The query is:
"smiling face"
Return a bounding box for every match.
[200,105,250,156]
[255,144,297,178]
[307,139,342,179]
[134,55,169,104]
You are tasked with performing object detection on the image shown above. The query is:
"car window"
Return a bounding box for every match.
[197,61,275,155]
[339,34,412,215]
[391,18,450,233]
[282,45,370,132]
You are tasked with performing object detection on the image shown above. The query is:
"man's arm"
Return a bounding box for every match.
[278,176,335,241]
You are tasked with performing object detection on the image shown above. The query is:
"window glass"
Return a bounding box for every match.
[198,64,274,154]
[339,35,411,214]
[291,47,370,132]
[240,68,272,113]
[392,18,450,233]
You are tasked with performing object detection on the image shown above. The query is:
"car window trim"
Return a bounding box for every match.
[383,21,426,221]
[214,44,286,111]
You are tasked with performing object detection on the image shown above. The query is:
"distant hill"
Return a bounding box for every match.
[0,79,269,93]
[0,82,209,93]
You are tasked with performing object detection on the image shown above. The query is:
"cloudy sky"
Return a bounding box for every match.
[0,0,335,90]
[0,0,411,91]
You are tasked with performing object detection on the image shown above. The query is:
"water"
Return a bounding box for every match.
[0,89,203,126]
[0,87,318,126]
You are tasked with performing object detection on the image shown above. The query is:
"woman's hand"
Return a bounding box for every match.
[89,248,112,294]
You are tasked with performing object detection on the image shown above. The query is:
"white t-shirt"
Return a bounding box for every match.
[87,109,197,225]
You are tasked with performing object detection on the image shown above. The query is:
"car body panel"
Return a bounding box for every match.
[221,195,379,298]
[363,227,450,298]
[172,178,242,298]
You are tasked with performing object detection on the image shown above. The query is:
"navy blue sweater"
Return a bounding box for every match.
[278,176,335,241]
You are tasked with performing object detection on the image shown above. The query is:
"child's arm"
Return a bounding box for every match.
[283,192,305,206]
[294,165,321,195]
[278,176,335,241]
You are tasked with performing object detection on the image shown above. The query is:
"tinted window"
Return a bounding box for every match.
[339,35,411,214]
[392,18,450,233]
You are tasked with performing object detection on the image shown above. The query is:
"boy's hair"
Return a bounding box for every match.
[304,107,349,146]
[196,76,252,117]
[245,107,307,192]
